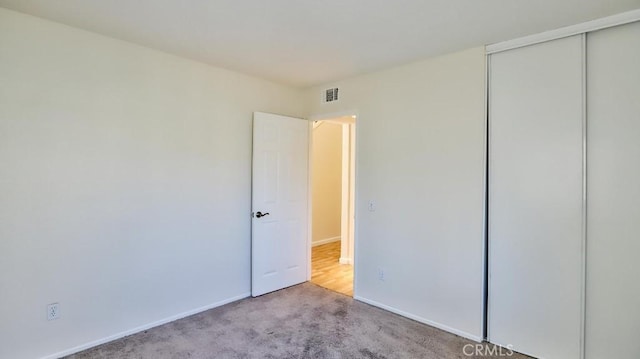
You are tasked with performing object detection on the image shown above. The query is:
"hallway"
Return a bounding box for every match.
[311,241,353,296]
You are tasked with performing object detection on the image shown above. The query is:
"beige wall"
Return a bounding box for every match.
[312,122,342,245]
[0,8,304,359]
[305,47,487,340]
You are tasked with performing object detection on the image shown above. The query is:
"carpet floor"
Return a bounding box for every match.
[66,283,530,359]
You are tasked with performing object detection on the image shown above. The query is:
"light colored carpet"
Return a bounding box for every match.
[66,283,530,359]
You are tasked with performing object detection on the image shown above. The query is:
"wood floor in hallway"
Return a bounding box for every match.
[311,241,353,296]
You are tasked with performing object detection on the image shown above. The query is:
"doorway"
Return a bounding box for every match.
[309,115,356,296]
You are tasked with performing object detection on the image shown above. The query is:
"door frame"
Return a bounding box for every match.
[339,121,356,265]
[307,110,359,296]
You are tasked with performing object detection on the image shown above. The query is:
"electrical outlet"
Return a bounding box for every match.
[368,200,376,212]
[47,303,60,321]
[378,268,385,281]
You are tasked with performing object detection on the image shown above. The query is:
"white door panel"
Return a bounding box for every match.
[252,112,309,297]
[488,35,583,359]
[586,21,640,359]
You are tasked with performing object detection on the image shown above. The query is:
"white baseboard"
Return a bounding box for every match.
[353,295,483,343]
[41,292,251,359]
[339,257,353,265]
[312,236,340,247]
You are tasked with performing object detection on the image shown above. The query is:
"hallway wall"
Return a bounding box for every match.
[311,122,343,245]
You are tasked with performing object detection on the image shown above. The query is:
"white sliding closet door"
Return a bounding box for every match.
[586,21,640,359]
[488,35,583,359]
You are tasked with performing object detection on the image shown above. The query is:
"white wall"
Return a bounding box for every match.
[311,122,342,245]
[305,47,487,340]
[0,8,304,359]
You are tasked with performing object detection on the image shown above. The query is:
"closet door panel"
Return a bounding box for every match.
[586,21,640,359]
[488,35,583,359]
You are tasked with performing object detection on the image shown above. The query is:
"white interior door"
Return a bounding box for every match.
[252,112,309,297]
[586,21,640,359]
[488,35,584,359]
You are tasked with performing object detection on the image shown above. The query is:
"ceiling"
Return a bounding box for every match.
[1,1,638,88]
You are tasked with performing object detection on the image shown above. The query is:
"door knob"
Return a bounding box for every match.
[255,211,270,218]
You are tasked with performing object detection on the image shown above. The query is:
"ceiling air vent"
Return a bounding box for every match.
[323,87,339,103]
